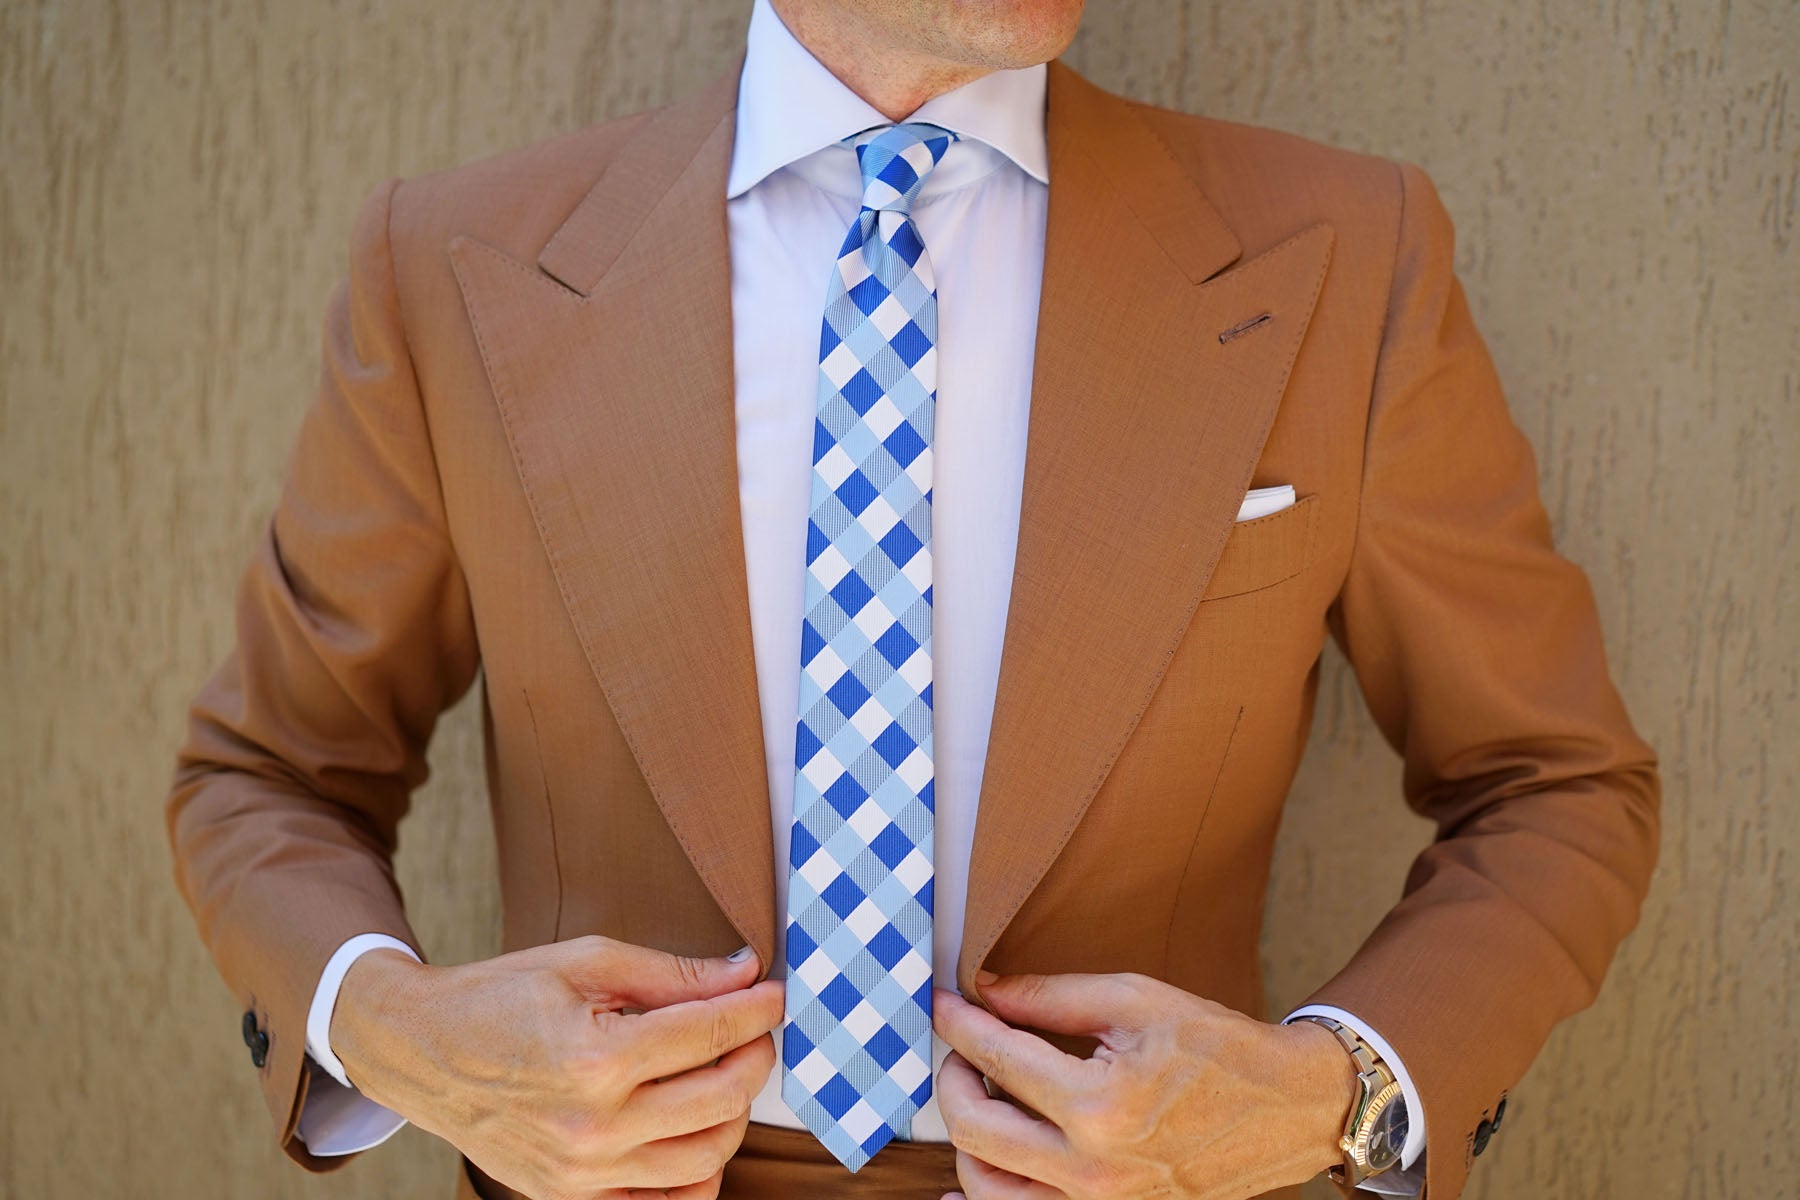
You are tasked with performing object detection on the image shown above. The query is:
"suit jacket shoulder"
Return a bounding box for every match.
[388,106,655,267]
[1131,99,1408,262]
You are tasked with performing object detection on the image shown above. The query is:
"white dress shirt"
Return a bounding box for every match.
[297,0,1424,1189]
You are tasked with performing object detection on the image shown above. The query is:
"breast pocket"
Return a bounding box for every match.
[1199,492,1319,602]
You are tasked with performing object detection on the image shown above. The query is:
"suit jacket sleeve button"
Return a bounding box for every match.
[1491,1097,1507,1130]
[249,1028,270,1069]
[1472,1119,1493,1156]
[241,1011,259,1047]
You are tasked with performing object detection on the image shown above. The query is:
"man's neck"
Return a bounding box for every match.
[768,0,992,121]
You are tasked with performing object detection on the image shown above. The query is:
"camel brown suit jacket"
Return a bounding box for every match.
[167,52,1660,1200]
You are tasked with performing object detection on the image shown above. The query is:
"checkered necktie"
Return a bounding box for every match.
[779,121,957,1172]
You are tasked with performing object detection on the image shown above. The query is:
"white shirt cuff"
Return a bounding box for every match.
[1283,1003,1428,1191]
[296,933,420,1156]
[296,1057,411,1155]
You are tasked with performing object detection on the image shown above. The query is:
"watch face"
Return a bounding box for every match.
[1365,1096,1409,1172]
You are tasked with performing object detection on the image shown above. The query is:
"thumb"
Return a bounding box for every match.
[561,936,761,1010]
[977,971,1147,1037]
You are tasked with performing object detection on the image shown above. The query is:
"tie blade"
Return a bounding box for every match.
[780,1067,907,1173]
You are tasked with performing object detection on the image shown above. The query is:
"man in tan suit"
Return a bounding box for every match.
[166,2,1660,1198]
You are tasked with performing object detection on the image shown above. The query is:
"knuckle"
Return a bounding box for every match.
[555,1037,620,1086]
[1094,1093,1155,1149]
[667,1156,714,1191]
[955,1147,998,1198]
[1102,973,1145,1010]
[694,1078,752,1129]
[723,1074,756,1118]
[1076,1156,1135,1199]
[546,1104,605,1151]
[537,1167,583,1199]
[1088,1102,1134,1145]
[978,1035,1015,1082]
[689,1116,747,1179]
[942,1107,990,1158]
[572,933,614,966]
[1069,1084,1128,1140]
[674,952,709,991]
[705,1005,739,1059]
[935,1075,965,1121]
[553,1165,611,1200]
[937,1098,967,1140]
[1008,972,1048,1007]
[719,1108,752,1146]
[561,934,618,988]
[1110,970,1151,997]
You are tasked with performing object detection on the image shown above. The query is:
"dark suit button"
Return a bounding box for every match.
[1472,1119,1493,1156]
[1492,1097,1507,1130]
[242,1011,259,1047]
[249,1028,270,1069]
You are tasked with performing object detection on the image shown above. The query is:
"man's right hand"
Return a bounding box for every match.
[331,935,784,1200]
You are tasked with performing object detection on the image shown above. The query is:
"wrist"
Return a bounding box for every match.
[331,948,429,1092]
[1285,1017,1360,1173]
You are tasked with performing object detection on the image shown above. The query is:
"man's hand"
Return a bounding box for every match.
[932,972,1357,1200]
[331,936,783,1200]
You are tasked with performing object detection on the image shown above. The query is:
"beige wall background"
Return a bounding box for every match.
[2,1,1794,1196]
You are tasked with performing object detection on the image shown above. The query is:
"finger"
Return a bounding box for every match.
[937,1050,1071,1186]
[624,1166,723,1200]
[616,1111,750,1190]
[627,1031,775,1138]
[618,980,785,1083]
[976,972,1151,1038]
[933,989,1090,1119]
[954,1148,1066,1200]
[561,935,763,1011]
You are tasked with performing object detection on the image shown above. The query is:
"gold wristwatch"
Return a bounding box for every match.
[1295,1015,1410,1187]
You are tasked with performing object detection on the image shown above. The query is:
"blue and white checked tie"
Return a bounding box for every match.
[780,121,958,1172]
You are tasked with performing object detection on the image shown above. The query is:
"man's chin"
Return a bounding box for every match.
[920,0,1087,71]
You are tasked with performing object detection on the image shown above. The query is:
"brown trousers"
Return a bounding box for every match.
[457,1121,960,1200]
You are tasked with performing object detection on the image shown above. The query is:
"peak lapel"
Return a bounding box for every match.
[449,56,781,968]
[957,62,1336,993]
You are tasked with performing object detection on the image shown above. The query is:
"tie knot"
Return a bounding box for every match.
[846,122,959,215]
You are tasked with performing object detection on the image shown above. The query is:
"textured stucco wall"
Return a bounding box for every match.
[2,2,1793,1197]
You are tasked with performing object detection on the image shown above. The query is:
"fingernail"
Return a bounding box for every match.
[727,944,756,963]
[974,969,999,986]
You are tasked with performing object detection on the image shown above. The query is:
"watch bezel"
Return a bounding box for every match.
[1346,1079,1406,1173]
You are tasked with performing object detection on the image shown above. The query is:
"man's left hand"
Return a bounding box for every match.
[932,972,1357,1199]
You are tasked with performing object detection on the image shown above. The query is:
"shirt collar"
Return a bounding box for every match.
[725,0,1049,199]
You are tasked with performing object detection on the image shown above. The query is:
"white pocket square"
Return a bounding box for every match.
[1235,484,1295,522]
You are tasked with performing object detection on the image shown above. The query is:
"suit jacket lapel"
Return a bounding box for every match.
[449,53,783,969]
[956,61,1336,993]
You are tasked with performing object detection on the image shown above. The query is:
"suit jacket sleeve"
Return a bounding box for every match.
[1301,161,1661,1198]
[165,174,480,1170]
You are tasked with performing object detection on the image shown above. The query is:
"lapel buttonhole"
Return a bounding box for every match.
[1218,312,1273,344]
